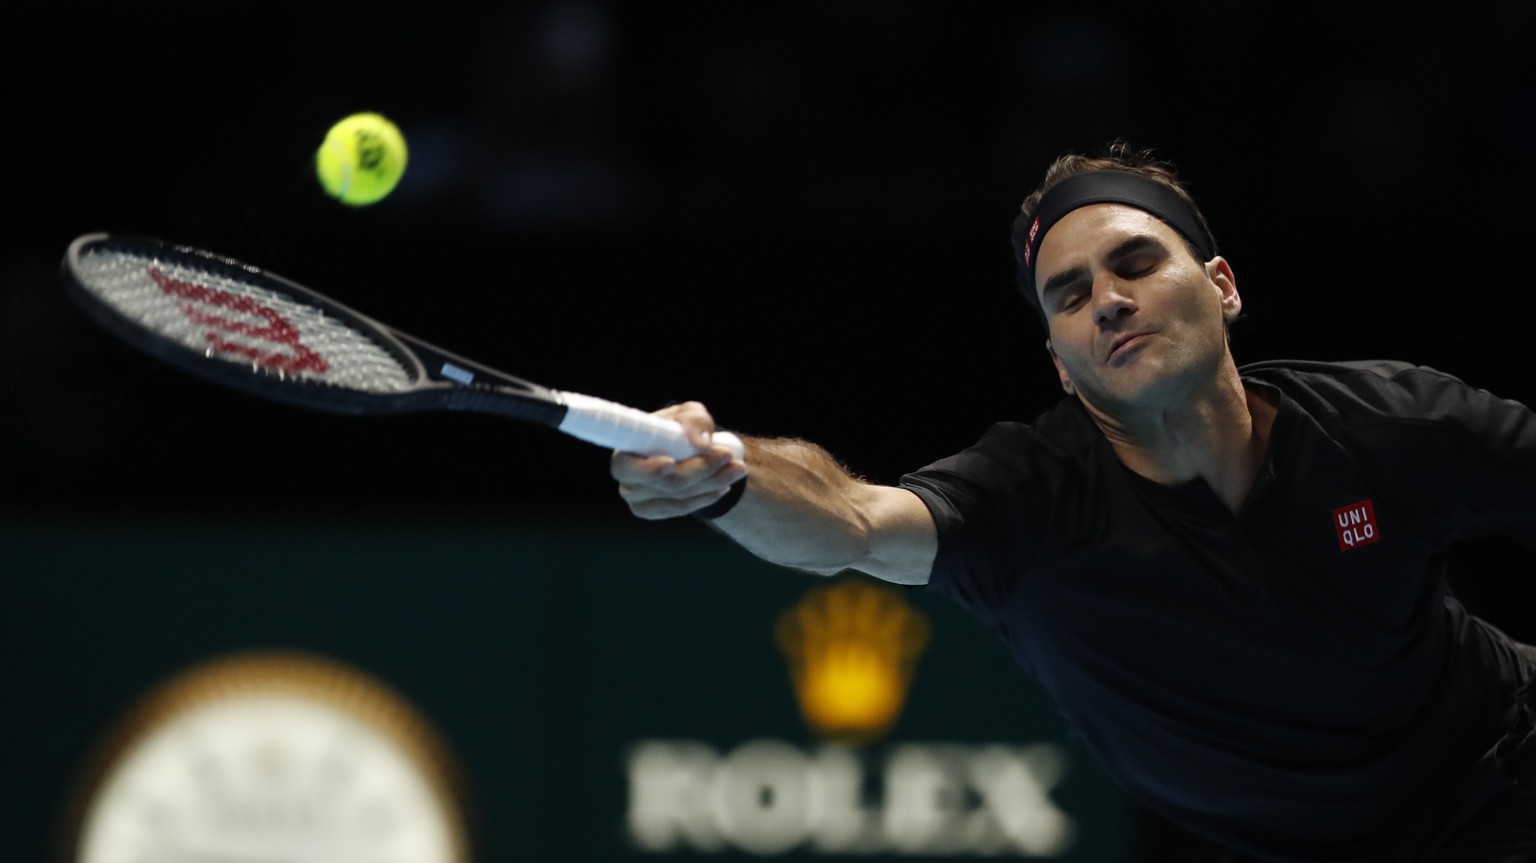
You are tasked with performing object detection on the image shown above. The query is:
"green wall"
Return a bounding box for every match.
[2,520,1133,862]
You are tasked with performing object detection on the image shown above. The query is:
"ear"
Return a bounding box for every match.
[1046,340,1076,395]
[1207,256,1242,323]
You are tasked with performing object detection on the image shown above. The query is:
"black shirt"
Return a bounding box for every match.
[901,360,1536,860]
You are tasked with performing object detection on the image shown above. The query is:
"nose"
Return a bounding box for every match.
[1092,277,1137,327]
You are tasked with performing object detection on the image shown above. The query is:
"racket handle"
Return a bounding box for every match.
[555,392,746,461]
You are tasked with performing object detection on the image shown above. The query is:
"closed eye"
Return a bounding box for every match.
[1042,235,1171,314]
[1115,256,1159,279]
[1060,289,1089,311]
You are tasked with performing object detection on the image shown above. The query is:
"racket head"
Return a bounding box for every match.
[62,232,432,416]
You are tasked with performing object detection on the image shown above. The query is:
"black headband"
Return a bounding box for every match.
[1020,169,1216,296]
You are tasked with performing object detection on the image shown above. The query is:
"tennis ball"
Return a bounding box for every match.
[315,112,408,206]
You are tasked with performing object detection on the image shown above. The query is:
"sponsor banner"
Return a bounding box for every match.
[2,524,1134,862]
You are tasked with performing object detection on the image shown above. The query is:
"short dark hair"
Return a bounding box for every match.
[1011,141,1216,327]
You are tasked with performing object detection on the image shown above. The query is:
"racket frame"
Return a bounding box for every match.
[61,233,567,427]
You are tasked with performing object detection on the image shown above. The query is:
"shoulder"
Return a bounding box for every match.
[1239,358,1491,422]
[899,399,1096,609]
[897,397,1095,566]
[901,397,1097,496]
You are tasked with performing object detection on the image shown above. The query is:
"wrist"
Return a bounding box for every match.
[693,477,747,520]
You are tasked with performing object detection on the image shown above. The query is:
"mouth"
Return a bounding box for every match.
[1107,332,1152,361]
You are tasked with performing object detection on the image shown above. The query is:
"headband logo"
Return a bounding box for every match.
[1024,216,1041,266]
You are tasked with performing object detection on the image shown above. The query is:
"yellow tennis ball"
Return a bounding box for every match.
[315,112,408,206]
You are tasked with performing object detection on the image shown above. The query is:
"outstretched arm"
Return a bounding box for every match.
[611,402,936,586]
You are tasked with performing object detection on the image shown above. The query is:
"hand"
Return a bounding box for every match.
[611,401,748,520]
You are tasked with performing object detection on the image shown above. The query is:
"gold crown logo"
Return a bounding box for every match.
[775,577,930,745]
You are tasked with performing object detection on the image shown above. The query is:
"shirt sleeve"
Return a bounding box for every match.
[898,421,1057,626]
[1388,365,1536,550]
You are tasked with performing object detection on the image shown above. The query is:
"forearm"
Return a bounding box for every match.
[707,436,932,582]
[610,402,936,584]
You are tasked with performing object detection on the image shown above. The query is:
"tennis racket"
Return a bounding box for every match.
[60,232,744,461]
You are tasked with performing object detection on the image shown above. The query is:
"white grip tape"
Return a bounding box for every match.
[556,391,746,461]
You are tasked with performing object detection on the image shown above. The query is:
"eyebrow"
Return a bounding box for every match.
[1038,234,1169,310]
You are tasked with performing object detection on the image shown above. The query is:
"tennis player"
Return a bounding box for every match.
[610,142,1536,861]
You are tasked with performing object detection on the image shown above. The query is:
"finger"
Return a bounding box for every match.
[666,446,738,486]
[664,401,717,452]
[620,482,739,521]
[609,451,677,484]
[618,451,741,500]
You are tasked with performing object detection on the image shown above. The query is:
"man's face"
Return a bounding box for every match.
[1033,204,1240,416]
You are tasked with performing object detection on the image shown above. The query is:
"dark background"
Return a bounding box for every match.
[4,1,1534,860]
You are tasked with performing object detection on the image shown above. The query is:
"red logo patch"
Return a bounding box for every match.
[1024,216,1041,266]
[1332,499,1380,551]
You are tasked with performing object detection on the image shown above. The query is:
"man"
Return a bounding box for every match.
[610,142,1536,861]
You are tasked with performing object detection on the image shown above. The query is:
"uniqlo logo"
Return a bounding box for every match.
[1333,499,1380,551]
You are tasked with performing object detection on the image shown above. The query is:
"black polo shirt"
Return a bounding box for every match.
[901,359,1536,860]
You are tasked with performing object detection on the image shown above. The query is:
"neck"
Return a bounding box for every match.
[1087,360,1277,513]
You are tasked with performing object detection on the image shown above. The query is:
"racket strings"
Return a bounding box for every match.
[73,246,415,393]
